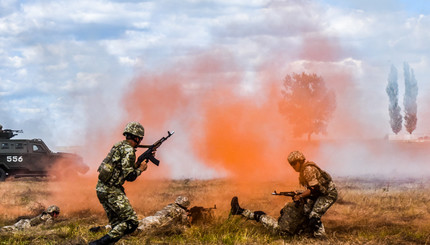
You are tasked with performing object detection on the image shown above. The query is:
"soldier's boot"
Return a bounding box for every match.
[230,196,244,215]
[88,234,119,245]
[314,223,326,239]
[309,217,326,239]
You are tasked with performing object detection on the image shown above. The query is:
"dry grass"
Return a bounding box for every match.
[0,176,429,244]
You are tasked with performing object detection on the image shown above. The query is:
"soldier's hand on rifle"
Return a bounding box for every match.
[138,161,148,171]
[150,149,157,157]
[293,194,302,202]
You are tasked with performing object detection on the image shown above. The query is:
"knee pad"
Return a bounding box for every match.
[253,211,266,222]
[125,220,139,234]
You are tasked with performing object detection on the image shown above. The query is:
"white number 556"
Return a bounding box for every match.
[6,156,23,162]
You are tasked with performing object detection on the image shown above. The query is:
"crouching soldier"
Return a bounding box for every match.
[0,205,60,232]
[231,151,337,238]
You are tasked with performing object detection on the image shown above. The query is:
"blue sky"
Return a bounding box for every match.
[324,0,430,15]
[1,0,429,178]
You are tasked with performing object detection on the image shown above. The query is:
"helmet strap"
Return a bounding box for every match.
[132,136,142,145]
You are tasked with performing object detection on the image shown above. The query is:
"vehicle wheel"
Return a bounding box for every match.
[0,168,6,181]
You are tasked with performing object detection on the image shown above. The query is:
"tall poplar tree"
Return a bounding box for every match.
[403,62,418,134]
[386,65,402,134]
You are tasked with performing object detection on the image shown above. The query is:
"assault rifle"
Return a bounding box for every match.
[272,190,304,207]
[136,131,174,166]
[189,204,217,214]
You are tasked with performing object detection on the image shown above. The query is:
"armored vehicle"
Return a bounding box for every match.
[0,129,89,181]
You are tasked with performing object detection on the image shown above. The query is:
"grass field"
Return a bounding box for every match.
[0,176,429,244]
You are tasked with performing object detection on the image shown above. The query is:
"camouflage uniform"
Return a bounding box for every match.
[0,205,60,232]
[240,201,306,236]
[233,151,337,237]
[137,196,190,233]
[299,161,337,237]
[95,140,146,240]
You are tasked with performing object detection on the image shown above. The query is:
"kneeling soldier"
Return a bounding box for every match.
[230,151,337,238]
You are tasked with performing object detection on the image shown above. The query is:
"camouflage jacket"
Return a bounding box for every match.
[96,140,144,192]
[299,161,335,196]
[138,203,189,231]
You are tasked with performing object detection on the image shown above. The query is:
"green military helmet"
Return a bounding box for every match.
[123,122,145,138]
[175,196,190,208]
[287,151,306,165]
[46,205,60,214]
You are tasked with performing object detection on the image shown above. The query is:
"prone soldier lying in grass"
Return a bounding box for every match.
[90,196,216,236]
[0,205,60,232]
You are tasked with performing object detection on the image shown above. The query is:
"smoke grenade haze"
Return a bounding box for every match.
[91,45,429,181]
[72,3,430,182]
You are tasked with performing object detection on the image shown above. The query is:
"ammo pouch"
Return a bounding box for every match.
[97,143,120,183]
[98,160,114,183]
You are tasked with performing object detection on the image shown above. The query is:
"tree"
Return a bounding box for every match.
[386,65,402,134]
[403,62,418,134]
[279,72,336,140]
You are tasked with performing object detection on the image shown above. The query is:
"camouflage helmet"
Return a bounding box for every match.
[287,151,306,165]
[46,205,60,214]
[123,122,145,138]
[175,196,190,208]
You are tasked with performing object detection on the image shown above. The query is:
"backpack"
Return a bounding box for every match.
[97,160,115,183]
[278,202,307,235]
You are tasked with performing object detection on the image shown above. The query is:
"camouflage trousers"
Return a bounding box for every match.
[137,215,186,234]
[242,207,322,237]
[0,219,31,232]
[304,184,338,220]
[137,203,189,234]
[242,209,281,233]
[303,184,338,237]
[241,202,306,236]
[138,215,164,231]
[96,187,139,240]
[241,186,337,237]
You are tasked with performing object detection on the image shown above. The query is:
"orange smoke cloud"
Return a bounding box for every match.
[192,83,294,181]
[119,51,305,181]
[119,33,355,180]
